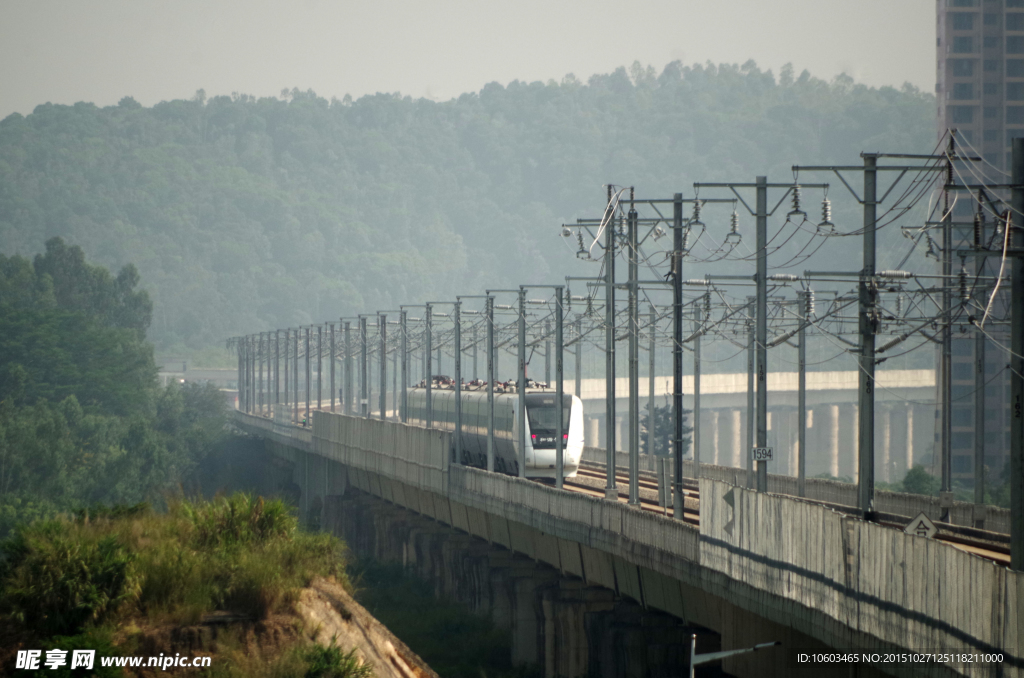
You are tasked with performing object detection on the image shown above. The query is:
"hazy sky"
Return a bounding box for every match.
[1,0,934,118]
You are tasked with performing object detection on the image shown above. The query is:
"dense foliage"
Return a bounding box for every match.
[0,240,226,534]
[0,61,935,353]
[0,495,351,677]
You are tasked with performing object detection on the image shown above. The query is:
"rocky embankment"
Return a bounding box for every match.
[121,577,437,678]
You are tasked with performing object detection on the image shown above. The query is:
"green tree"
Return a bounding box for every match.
[640,402,692,457]
[0,245,225,535]
[901,465,940,497]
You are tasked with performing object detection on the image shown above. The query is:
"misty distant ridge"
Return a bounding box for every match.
[0,60,934,354]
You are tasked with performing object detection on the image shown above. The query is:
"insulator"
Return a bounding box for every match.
[805,289,816,317]
[877,270,912,279]
[817,198,835,235]
[925,236,940,260]
[725,210,742,244]
[877,334,907,353]
[973,211,983,248]
[996,211,1008,239]
[681,227,691,252]
[958,267,969,304]
[788,184,805,218]
[895,293,903,317]
[690,200,704,227]
[586,296,593,314]
[575,231,588,259]
[703,293,711,316]
[769,273,800,282]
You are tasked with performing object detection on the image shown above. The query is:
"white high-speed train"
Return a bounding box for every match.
[405,383,584,479]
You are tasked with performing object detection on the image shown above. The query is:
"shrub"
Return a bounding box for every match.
[178,494,296,548]
[0,521,139,636]
[303,641,373,678]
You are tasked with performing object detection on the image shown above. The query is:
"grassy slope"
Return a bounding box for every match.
[0,494,367,678]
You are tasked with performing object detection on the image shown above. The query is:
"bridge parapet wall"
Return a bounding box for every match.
[311,412,449,494]
[700,479,1022,674]
[234,410,313,451]
[582,447,1011,534]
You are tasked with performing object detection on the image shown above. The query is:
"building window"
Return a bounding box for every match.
[953,11,977,29]
[1009,129,1024,143]
[985,12,1001,25]
[951,58,976,76]
[1008,105,1024,122]
[985,105,1000,118]
[1010,82,1024,98]
[986,35,1000,48]
[953,0,977,5]
[950,105,976,123]
[985,129,998,141]
[953,362,974,381]
[952,455,972,473]
[985,58,1001,71]
[1009,58,1024,75]
[954,83,976,99]
[1009,0,1024,7]
[1009,12,1024,28]
[1009,35,1024,52]
[954,36,975,52]
[953,408,973,427]
[952,432,974,450]
[985,81,999,95]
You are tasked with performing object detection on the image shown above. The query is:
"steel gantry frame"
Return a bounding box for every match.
[229,136,1024,571]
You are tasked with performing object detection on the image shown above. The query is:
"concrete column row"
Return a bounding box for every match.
[582,402,930,485]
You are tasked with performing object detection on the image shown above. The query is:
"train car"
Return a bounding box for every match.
[405,383,584,479]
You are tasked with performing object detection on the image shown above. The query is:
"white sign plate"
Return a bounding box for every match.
[752,447,773,462]
[904,512,937,539]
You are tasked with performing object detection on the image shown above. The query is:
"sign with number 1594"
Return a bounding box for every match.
[752,447,773,461]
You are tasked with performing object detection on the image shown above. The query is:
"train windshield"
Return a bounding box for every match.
[525,394,572,441]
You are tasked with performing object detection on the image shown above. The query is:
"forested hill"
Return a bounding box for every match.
[0,61,935,352]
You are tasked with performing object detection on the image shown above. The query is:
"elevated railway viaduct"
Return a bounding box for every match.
[232,408,1021,678]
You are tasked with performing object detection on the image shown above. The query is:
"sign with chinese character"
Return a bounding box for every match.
[904,512,937,539]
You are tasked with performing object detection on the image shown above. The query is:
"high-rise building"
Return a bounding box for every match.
[937,0,1013,497]
[938,0,1024,170]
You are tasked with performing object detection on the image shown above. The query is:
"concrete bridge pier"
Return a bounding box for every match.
[324,489,725,678]
[701,410,719,466]
[586,417,600,447]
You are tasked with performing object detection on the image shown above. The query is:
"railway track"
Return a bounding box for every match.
[558,476,701,526]
[263,408,1010,566]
